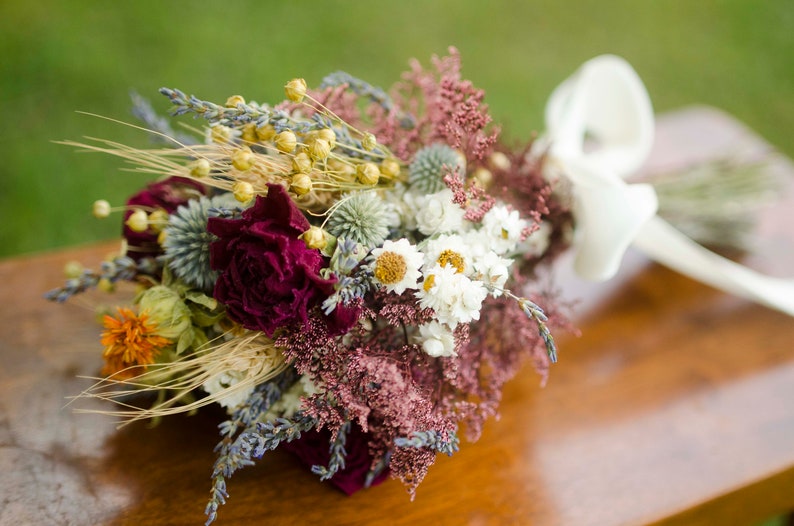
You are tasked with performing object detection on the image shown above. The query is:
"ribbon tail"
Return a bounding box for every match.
[633,216,794,316]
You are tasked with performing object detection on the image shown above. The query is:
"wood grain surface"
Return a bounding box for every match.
[1,107,793,526]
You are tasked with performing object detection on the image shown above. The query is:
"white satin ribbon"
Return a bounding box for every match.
[543,55,794,316]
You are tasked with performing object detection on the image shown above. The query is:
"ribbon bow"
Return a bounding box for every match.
[544,55,794,316]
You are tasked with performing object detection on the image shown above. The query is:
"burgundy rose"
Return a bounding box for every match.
[208,184,357,336]
[124,176,206,260]
[282,424,390,495]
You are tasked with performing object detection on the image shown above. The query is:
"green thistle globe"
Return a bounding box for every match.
[409,143,465,194]
[163,194,239,291]
[326,191,390,248]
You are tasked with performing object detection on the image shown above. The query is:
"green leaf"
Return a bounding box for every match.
[176,329,194,355]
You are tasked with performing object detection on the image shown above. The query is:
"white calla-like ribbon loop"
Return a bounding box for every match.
[545,55,794,316]
[634,217,794,315]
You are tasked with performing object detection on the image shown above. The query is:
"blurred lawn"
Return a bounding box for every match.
[0,0,792,258]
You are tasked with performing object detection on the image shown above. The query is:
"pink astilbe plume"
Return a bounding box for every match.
[279,312,453,495]
[443,167,496,222]
[387,47,500,162]
[276,288,567,497]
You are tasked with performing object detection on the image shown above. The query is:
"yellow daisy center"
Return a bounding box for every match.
[374,251,407,285]
[436,249,465,273]
[423,274,436,292]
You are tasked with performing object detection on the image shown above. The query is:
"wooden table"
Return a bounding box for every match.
[2,107,793,525]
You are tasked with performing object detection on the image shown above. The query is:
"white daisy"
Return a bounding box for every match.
[481,204,529,254]
[416,264,488,327]
[417,321,457,358]
[414,189,465,236]
[370,238,424,295]
[473,251,513,297]
[423,234,472,275]
[517,221,553,257]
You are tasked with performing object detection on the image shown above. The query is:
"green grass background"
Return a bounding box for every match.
[0,0,792,258]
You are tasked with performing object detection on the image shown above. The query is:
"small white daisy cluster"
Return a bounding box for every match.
[368,189,550,359]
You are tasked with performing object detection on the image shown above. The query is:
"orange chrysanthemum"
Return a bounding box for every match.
[100,307,171,379]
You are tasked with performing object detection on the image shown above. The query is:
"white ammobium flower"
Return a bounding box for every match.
[542,54,794,316]
[480,205,528,255]
[416,264,488,327]
[370,238,424,294]
[202,370,254,410]
[423,234,471,275]
[461,229,489,261]
[414,189,466,236]
[517,221,553,258]
[417,321,457,358]
[473,251,513,297]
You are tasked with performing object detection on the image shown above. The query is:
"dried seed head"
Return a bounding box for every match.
[309,138,331,161]
[290,173,313,195]
[292,152,312,174]
[242,122,258,143]
[329,159,355,181]
[284,78,307,103]
[256,123,276,142]
[225,95,246,108]
[380,159,401,178]
[97,277,115,293]
[148,209,169,233]
[125,209,149,233]
[63,260,84,279]
[211,125,233,144]
[471,167,493,188]
[275,130,297,153]
[356,162,380,186]
[189,158,211,178]
[361,132,377,151]
[233,181,255,203]
[316,128,336,149]
[232,146,254,171]
[92,199,111,219]
[488,151,511,171]
[301,226,327,250]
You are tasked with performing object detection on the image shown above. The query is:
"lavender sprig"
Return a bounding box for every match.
[321,71,394,112]
[248,412,317,456]
[43,255,158,303]
[394,429,460,456]
[518,298,557,363]
[159,87,361,149]
[160,87,273,127]
[483,287,558,364]
[320,71,415,129]
[129,90,197,146]
[216,369,298,440]
[322,269,373,315]
[322,239,372,314]
[206,371,298,525]
[310,420,351,481]
[364,450,391,488]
